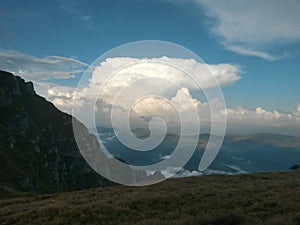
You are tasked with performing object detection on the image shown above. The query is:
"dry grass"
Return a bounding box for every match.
[0,171,300,225]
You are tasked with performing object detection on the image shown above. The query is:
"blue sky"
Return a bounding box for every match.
[0,0,300,135]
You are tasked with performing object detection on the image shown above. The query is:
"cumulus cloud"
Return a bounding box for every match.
[223,105,300,135]
[193,0,300,60]
[46,85,77,113]
[69,57,239,129]
[131,92,300,135]
[293,104,300,117]
[0,50,87,81]
[82,57,240,105]
[127,87,205,134]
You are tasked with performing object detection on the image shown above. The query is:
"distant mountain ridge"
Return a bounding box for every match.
[226,133,300,148]
[0,70,113,195]
[97,127,300,174]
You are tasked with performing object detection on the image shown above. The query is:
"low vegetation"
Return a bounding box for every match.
[1,171,300,225]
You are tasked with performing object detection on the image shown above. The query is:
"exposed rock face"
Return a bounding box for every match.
[0,70,113,193]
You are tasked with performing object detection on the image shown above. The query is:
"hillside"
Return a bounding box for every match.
[0,171,300,225]
[0,70,113,194]
[0,70,165,195]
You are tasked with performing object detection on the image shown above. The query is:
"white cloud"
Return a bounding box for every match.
[224,44,277,61]
[293,104,300,117]
[194,0,300,60]
[224,106,293,121]
[170,87,200,111]
[223,105,300,135]
[0,50,87,81]
[71,57,239,129]
[87,57,240,103]
[16,55,298,136]
[129,88,204,133]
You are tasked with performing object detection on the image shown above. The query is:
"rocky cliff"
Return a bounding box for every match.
[0,70,113,194]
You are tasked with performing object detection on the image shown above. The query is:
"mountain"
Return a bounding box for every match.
[210,133,300,173]
[98,127,300,174]
[0,70,114,196]
[1,70,299,196]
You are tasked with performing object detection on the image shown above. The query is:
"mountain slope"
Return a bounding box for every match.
[0,70,113,194]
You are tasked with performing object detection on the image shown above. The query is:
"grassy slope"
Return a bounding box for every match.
[0,171,300,225]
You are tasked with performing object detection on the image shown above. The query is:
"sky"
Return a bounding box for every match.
[0,0,300,135]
